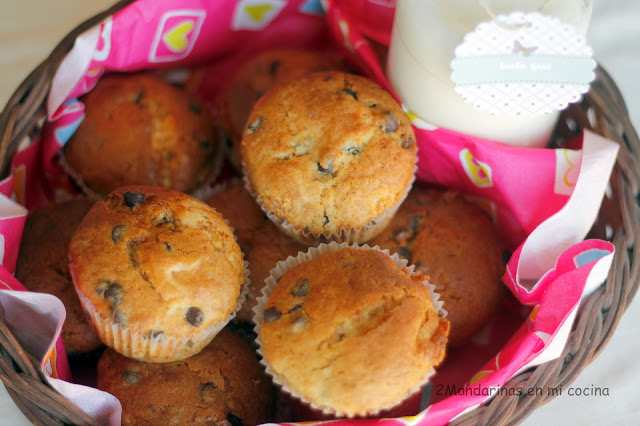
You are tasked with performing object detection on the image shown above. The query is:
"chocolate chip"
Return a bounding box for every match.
[165,243,172,252]
[400,134,415,149]
[246,116,263,135]
[369,103,377,108]
[160,214,173,224]
[104,283,123,306]
[288,304,303,313]
[227,413,244,426]
[346,146,360,155]
[397,246,410,258]
[342,88,358,100]
[111,225,125,243]
[269,59,281,75]
[200,382,217,403]
[186,340,194,348]
[131,91,144,105]
[317,161,333,174]
[189,101,202,114]
[291,279,309,297]
[113,310,125,325]
[122,371,140,385]
[410,216,423,233]
[263,307,282,323]
[323,213,330,226]
[186,307,204,327]
[384,113,399,133]
[124,191,145,208]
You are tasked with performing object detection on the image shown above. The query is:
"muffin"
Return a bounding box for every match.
[369,187,507,348]
[69,186,246,362]
[63,72,218,197]
[256,244,449,417]
[218,49,347,170]
[97,328,274,425]
[207,180,305,324]
[15,199,103,355]
[242,72,416,244]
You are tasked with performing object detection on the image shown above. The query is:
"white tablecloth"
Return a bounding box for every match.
[0,0,638,424]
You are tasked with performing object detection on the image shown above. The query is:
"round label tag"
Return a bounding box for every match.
[450,12,596,116]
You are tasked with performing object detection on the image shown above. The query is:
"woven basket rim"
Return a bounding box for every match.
[0,1,639,425]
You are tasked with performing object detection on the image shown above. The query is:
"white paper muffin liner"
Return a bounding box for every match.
[252,241,446,418]
[71,220,250,363]
[57,133,225,203]
[242,146,418,246]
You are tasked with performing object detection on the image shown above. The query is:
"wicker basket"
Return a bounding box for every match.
[1,1,639,425]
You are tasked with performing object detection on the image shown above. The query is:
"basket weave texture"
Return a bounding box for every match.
[0,1,639,425]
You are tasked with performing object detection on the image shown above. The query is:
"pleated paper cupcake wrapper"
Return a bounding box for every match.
[242,148,418,246]
[73,258,250,363]
[252,241,446,418]
[56,135,225,203]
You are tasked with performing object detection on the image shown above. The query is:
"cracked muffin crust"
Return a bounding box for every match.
[16,199,103,355]
[217,49,347,171]
[64,72,218,197]
[369,187,507,348]
[241,72,416,243]
[97,328,274,425]
[207,180,305,324]
[259,247,448,416]
[69,186,245,362]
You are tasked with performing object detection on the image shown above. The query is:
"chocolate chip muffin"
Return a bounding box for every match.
[207,179,305,324]
[15,199,103,356]
[369,187,507,348]
[242,72,416,244]
[64,72,218,197]
[257,246,448,417]
[97,328,274,425]
[218,49,347,171]
[69,186,246,362]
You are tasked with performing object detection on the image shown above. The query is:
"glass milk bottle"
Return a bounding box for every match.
[387,0,593,148]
